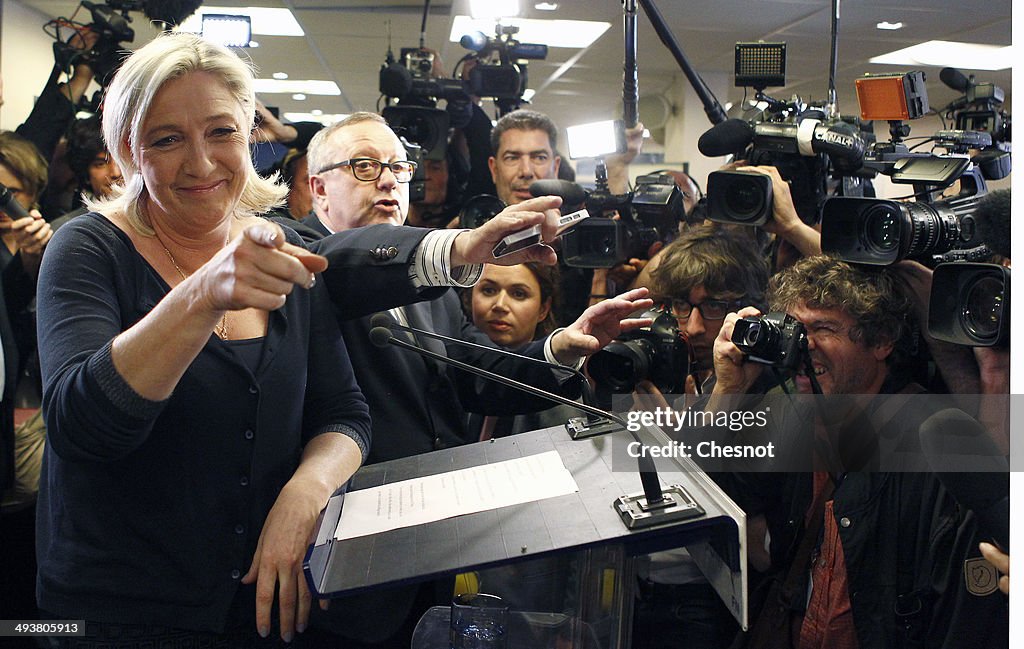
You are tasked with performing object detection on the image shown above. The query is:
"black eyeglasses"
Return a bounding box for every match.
[317,158,417,183]
[670,298,743,321]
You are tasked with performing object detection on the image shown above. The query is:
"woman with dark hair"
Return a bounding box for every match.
[463,261,579,438]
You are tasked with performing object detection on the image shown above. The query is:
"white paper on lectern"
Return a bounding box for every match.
[334,450,580,540]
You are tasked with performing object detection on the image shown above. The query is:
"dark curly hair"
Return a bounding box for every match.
[767,255,911,349]
[66,115,108,188]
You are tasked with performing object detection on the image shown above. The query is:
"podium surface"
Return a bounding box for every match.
[305,423,747,631]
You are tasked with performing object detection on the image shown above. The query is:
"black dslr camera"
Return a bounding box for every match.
[587,310,689,394]
[731,312,807,370]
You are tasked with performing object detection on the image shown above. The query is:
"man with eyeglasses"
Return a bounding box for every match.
[628,224,770,649]
[300,111,651,649]
[645,224,770,393]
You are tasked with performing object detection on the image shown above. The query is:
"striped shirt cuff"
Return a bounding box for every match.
[410,229,483,288]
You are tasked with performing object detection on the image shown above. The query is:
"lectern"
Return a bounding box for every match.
[304,423,747,649]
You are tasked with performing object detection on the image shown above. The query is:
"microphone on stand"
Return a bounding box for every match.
[368,313,619,438]
[369,324,704,529]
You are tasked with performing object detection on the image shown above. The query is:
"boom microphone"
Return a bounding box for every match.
[940,67,972,93]
[697,118,753,157]
[529,179,587,206]
[143,0,204,28]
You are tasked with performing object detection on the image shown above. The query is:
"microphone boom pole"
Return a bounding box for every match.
[623,0,639,128]
[637,0,727,125]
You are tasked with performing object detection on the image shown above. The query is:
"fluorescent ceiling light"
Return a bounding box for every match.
[870,41,1011,70]
[177,7,303,37]
[201,14,251,48]
[471,0,518,20]
[273,72,289,80]
[535,3,559,10]
[450,16,610,49]
[876,21,903,30]
[253,79,341,95]
[284,112,350,125]
[292,93,307,101]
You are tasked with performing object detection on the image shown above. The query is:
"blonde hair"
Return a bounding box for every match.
[88,32,286,234]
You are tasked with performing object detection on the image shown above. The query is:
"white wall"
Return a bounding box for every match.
[1,0,71,131]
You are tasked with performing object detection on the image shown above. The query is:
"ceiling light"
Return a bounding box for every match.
[248,41,259,48]
[471,0,519,20]
[292,93,307,101]
[284,112,350,125]
[535,3,558,10]
[870,41,1011,70]
[876,21,904,30]
[311,109,323,116]
[450,16,611,49]
[253,79,341,95]
[201,14,251,48]
[273,72,289,80]
[177,7,304,37]
[521,88,536,102]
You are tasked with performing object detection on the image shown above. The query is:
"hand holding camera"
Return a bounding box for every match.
[711,306,769,396]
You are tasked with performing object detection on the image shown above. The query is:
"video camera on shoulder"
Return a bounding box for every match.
[699,42,871,226]
[379,22,546,161]
[48,0,202,90]
[819,67,1013,267]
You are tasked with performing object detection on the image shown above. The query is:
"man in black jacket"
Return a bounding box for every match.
[708,255,1008,649]
[298,111,650,648]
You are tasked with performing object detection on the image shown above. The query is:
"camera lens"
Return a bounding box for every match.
[961,275,1003,340]
[863,205,900,253]
[739,322,763,348]
[725,181,769,223]
[588,340,652,391]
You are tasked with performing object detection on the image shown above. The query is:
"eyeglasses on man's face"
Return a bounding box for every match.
[318,158,417,183]
[670,298,744,321]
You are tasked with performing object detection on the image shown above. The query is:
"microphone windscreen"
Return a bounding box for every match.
[940,67,971,93]
[697,119,753,157]
[369,326,394,348]
[919,408,1009,548]
[143,0,203,27]
[369,312,395,330]
[529,179,586,206]
[975,189,1011,258]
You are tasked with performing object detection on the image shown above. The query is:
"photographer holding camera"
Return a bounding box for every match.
[704,255,1007,649]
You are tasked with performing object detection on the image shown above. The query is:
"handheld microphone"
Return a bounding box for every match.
[0,183,31,220]
[919,407,1009,550]
[369,324,701,529]
[529,179,588,207]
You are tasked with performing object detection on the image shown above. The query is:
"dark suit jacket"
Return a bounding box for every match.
[296,215,578,463]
